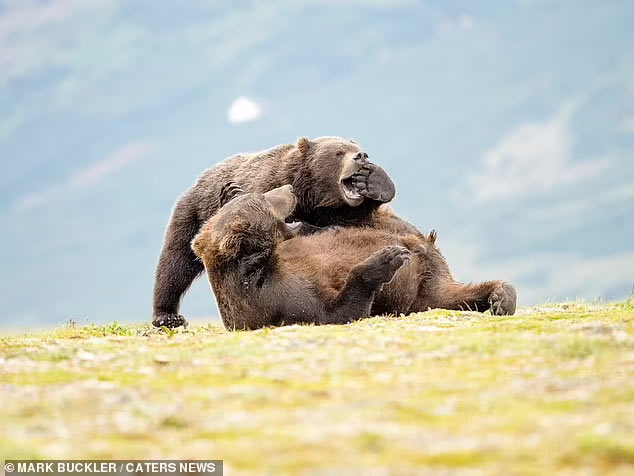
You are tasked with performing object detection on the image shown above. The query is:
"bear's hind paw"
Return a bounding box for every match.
[488,282,517,316]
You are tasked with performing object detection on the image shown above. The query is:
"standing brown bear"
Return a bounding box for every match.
[153,136,400,328]
[191,185,517,330]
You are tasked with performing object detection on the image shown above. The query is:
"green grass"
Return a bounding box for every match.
[1,301,633,475]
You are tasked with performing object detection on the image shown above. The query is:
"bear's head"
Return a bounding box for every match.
[294,136,372,208]
[192,185,297,268]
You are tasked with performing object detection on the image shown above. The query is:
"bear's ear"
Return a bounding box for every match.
[264,185,297,221]
[296,137,311,156]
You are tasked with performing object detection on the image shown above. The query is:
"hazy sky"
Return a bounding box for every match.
[1,0,633,327]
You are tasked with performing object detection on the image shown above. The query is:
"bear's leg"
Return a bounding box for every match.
[152,196,203,328]
[431,280,517,316]
[350,163,396,203]
[323,246,411,324]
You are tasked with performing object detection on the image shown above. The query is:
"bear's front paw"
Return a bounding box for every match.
[152,314,189,329]
[350,163,396,203]
[219,181,245,207]
[488,282,517,316]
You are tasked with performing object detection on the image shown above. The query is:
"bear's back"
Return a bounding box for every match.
[191,143,298,220]
[198,143,295,191]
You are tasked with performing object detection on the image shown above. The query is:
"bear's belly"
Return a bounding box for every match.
[277,230,423,312]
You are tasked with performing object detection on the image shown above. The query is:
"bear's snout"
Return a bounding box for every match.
[353,151,369,164]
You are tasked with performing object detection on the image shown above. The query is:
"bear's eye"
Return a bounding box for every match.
[335,150,345,157]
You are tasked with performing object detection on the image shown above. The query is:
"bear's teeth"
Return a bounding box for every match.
[341,178,362,199]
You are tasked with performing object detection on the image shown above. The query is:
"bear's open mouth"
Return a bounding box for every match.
[341,177,362,200]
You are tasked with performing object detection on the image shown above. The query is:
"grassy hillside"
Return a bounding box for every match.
[1,301,633,475]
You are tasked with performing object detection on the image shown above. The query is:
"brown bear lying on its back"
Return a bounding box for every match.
[192,185,517,330]
[153,136,405,328]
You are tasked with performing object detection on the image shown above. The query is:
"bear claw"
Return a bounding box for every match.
[152,314,189,329]
[488,282,517,316]
[219,181,245,207]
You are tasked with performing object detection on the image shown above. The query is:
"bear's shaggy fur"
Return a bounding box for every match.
[192,185,517,330]
[153,136,400,328]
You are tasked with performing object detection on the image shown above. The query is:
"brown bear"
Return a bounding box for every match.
[152,136,402,328]
[191,184,517,330]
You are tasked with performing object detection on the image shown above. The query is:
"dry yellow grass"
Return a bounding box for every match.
[1,301,633,475]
